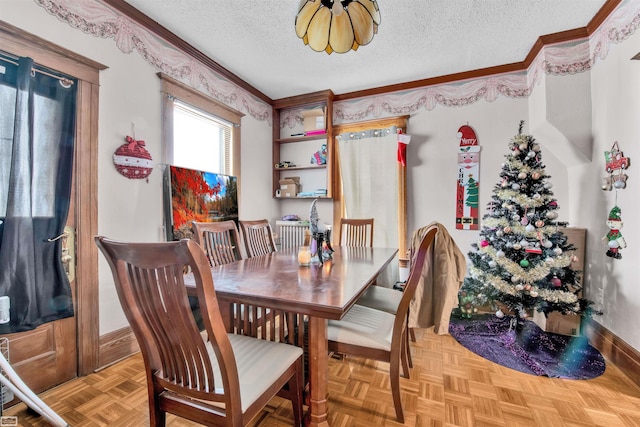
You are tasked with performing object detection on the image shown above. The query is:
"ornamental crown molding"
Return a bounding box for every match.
[34,0,640,126]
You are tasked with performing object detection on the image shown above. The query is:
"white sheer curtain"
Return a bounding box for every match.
[337,126,399,287]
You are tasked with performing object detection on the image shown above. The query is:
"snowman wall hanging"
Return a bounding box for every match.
[601,141,630,259]
[113,134,153,182]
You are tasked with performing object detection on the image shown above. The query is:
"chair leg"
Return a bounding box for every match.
[390,355,405,424]
[148,390,165,427]
[289,357,305,427]
[410,327,416,342]
[401,330,410,379]
[405,324,413,369]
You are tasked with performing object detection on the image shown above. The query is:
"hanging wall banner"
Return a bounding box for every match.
[456,125,481,230]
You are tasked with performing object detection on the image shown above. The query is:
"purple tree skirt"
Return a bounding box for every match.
[449,314,605,379]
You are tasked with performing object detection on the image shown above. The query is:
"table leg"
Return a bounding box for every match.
[306,316,330,427]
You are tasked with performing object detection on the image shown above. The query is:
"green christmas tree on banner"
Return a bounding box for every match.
[466,175,479,209]
[457,121,594,323]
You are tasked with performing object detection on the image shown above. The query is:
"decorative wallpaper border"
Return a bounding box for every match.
[35,0,272,122]
[35,0,640,127]
[332,0,640,124]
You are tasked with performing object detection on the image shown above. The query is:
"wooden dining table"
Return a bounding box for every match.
[186,246,398,427]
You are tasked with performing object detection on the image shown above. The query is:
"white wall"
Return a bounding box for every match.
[580,28,640,350]
[3,0,639,352]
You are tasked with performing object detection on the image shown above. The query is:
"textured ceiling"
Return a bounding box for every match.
[122,0,607,100]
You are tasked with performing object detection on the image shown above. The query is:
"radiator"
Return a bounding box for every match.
[276,221,310,249]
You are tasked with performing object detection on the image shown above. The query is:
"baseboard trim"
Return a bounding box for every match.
[98,326,139,371]
[584,319,640,387]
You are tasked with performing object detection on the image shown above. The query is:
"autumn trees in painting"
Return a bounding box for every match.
[167,166,238,239]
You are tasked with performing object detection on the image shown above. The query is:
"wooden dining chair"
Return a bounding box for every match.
[356,224,438,370]
[338,218,374,247]
[192,220,244,266]
[326,227,437,423]
[95,236,304,427]
[239,219,277,257]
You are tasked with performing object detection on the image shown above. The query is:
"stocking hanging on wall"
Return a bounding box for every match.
[456,125,481,230]
[113,135,153,182]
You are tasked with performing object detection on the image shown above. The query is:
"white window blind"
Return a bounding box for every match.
[172,100,232,174]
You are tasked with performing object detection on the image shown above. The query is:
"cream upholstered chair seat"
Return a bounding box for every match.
[206,333,303,413]
[355,286,403,316]
[327,305,394,351]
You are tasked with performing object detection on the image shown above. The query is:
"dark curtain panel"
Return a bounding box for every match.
[0,56,77,333]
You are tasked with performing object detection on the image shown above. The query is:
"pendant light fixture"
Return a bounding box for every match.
[295,0,381,54]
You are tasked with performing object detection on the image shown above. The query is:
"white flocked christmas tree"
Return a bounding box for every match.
[458,121,593,322]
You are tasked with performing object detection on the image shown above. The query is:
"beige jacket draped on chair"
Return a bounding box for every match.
[408,222,467,334]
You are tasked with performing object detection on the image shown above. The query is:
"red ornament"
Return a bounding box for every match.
[551,276,562,287]
[113,136,153,181]
[480,240,489,247]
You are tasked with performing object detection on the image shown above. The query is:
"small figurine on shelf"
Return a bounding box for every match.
[603,205,626,259]
[310,144,327,165]
[308,198,334,264]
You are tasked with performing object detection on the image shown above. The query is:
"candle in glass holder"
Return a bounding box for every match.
[298,246,311,266]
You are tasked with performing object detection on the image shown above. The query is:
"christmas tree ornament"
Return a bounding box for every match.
[512,214,520,221]
[496,250,505,257]
[603,205,626,259]
[524,284,532,291]
[549,201,558,209]
[530,290,539,297]
[543,240,553,248]
[551,276,562,287]
[113,135,153,181]
[521,216,529,225]
[520,259,530,267]
[488,260,497,268]
[519,239,529,247]
[546,211,558,219]
[512,183,520,190]
[496,230,504,237]
[501,179,509,188]
[513,149,521,156]
[518,172,527,179]
[519,143,528,150]
[532,172,541,180]
[513,243,522,250]
[553,247,563,255]
[533,193,541,200]
[532,144,541,152]
[535,220,545,227]
[544,182,553,189]
[504,226,512,233]
[515,283,524,290]
[571,255,579,263]
[495,309,505,319]
[525,224,535,232]
[527,151,536,158]
[480,240,489,247]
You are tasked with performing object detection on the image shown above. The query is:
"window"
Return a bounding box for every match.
[173,100,232,174]
[159,73,243,177]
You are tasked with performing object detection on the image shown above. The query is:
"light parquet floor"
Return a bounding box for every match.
[5,327,640,426]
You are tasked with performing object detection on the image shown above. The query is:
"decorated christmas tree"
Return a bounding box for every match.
[458,121,593,322]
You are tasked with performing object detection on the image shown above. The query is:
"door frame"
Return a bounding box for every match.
[0,21,106,375]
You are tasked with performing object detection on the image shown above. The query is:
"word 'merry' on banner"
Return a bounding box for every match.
[456,125,481,230]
